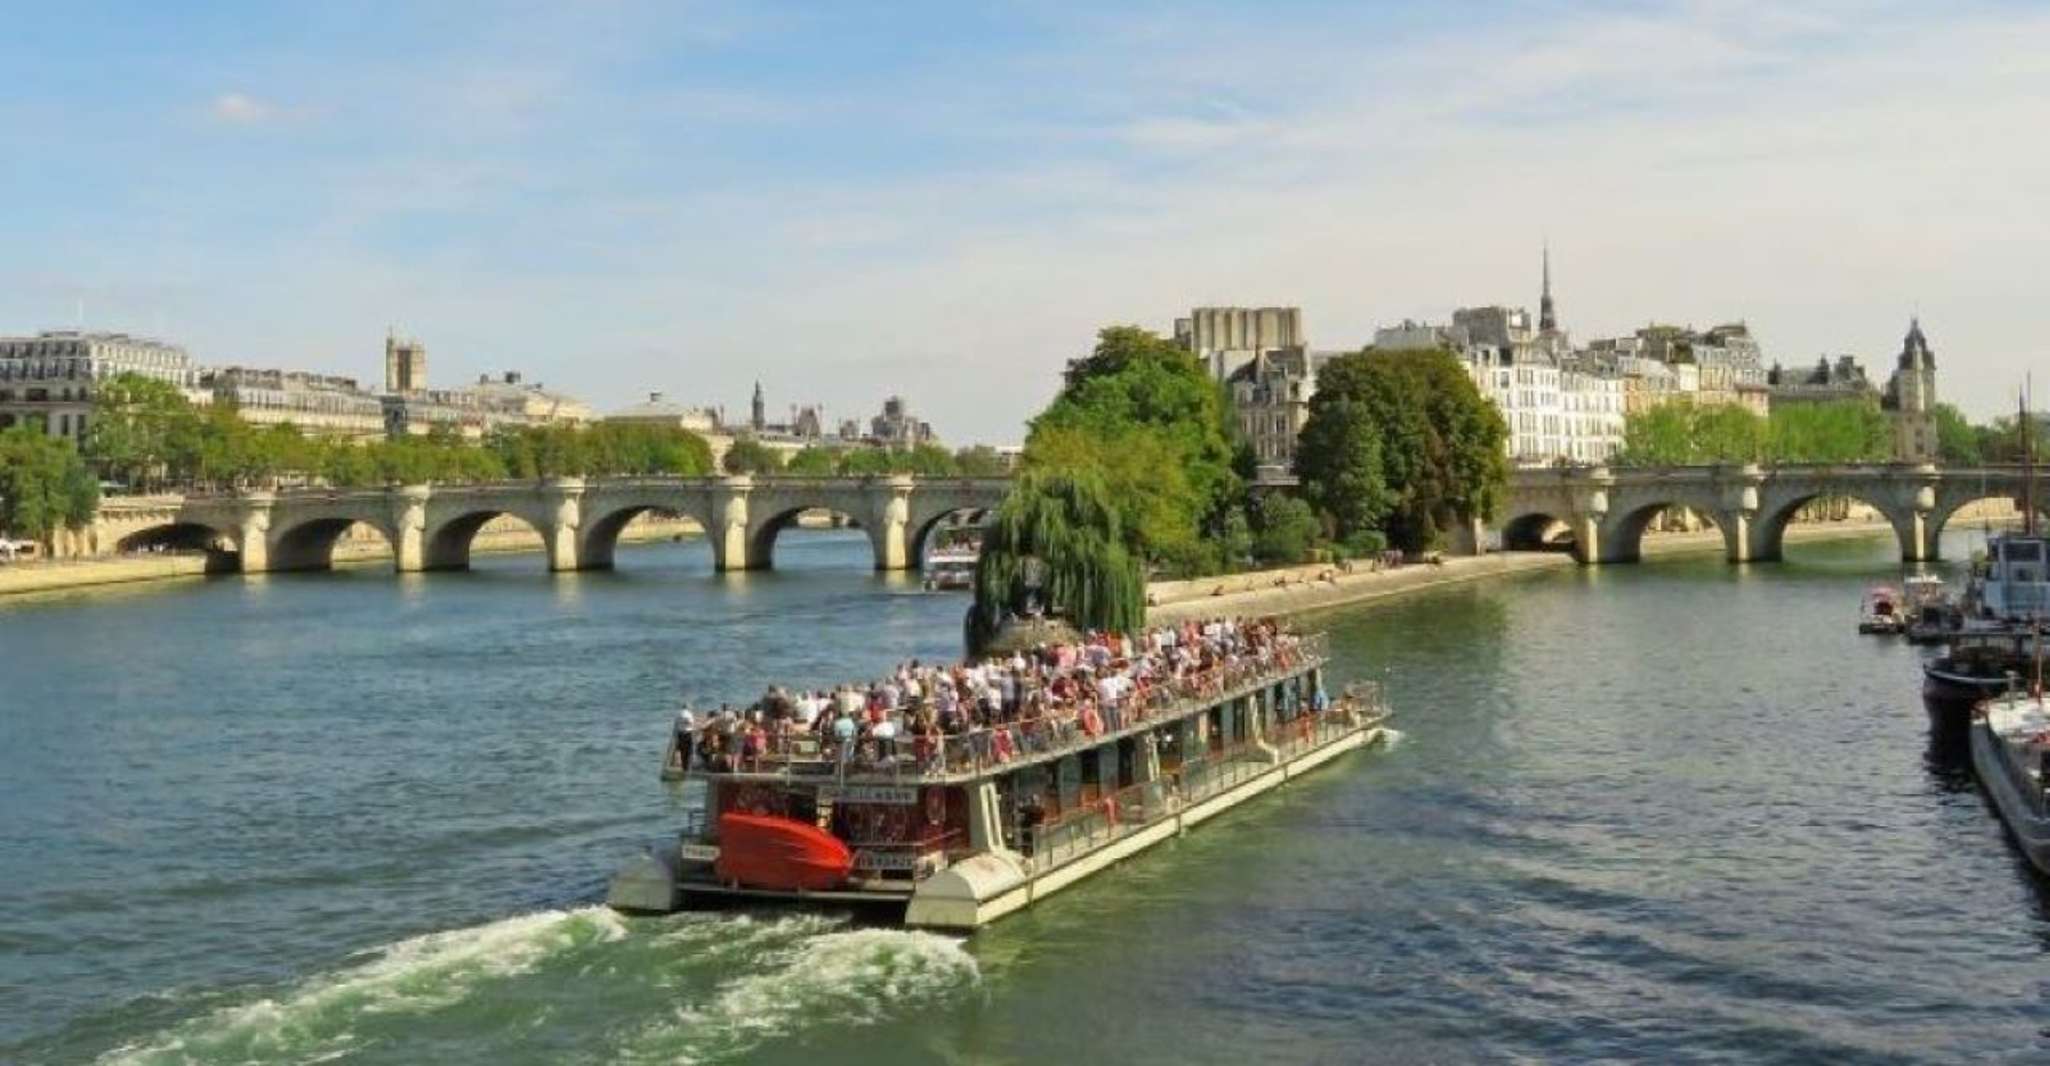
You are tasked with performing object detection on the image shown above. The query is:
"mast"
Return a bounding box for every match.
[2025,383,2038,538]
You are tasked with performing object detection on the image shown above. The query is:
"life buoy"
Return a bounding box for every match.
[925,787,947,827]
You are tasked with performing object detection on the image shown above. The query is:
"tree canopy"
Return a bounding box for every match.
[1294,349,1508,552]
[0,426,99,544]
[1617,399,1898,467]
[966,469,1144,653]
[79,372,716,490]
[1022,325,1242,575]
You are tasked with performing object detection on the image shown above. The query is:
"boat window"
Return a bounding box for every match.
[2004,540,2045,563]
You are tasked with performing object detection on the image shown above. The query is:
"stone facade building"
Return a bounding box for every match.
[1885,318,1938,462]
[1767,355,1879,406]
[0,330,203,442]
[202,367,388,439]
[1175,306,1306,382]
[1373,256,1623,467]
[384,332,428,393]
[381,371,592,439]
[867,395,935,446]
[1226,348,1323,478]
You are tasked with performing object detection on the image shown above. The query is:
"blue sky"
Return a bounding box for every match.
[3,1,2045,440]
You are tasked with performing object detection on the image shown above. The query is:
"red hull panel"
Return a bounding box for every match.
[715,813,855,891]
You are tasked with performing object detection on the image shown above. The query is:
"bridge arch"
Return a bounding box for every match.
[422,509,549,571]
[578,498,716,570]
[115,521,241,572]
[1500,511,1580,557]
[268,516,398,572]
[1927,490,2040,558]
[1748,489,1921,563]
[744,504,872,571]
[1596,501,1737,564]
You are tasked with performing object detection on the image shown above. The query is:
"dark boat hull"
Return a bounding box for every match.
[1924,665,2006,735]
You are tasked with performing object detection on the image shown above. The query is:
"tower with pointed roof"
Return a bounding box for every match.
[1539,243,1557,335]
[1886,317,1938,461]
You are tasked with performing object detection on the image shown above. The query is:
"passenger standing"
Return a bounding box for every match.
[672,706,696,774]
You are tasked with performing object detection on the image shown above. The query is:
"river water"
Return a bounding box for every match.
[3,529,2046,1064]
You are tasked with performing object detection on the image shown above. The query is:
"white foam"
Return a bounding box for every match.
[621,926,981,1064]
[99,907,628,1065]
[1378,727,1407,751]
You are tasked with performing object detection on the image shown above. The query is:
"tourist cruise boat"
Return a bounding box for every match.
[921,526,982,591]
[609,627,1388,930]
[922,547,978,592]
[1971,688,2050,876]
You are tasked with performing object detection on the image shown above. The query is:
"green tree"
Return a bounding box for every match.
[721,438,785,475]
[85,373,202,490]
[1933,403,1985,465]
[967,469,1144,653]
[0,426,100,546]
[1617,402,1767,466]
[1294,349,1507,553]
[1023,325,1242,574]
[953,444,1010,477]
[1764,400,1890,464]
[1250,492,1321,566]
[783,446,839,475]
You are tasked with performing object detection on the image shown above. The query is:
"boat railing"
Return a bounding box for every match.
[1021,779,1160,873]
[694,634,1332,784]
[1014,692,1382,875]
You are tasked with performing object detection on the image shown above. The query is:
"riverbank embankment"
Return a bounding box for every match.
[1146,517,1906,623]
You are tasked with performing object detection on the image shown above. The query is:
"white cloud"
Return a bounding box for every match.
[208,92,275,125]
[29,2,2045,442]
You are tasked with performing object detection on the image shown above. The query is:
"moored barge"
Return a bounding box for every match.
[1970,690,2050,875]
[610,625,1388,930]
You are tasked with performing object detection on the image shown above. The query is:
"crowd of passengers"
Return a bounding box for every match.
[673,617,1325,775]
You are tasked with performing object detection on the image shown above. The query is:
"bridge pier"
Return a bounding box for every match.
[541,478,585,572]
[1719,468,1762,564]
[391,485,430,572]
[235,492,274,573]
[870,475,915,571]
[710,475,753,572]
[1904,479,1939,562]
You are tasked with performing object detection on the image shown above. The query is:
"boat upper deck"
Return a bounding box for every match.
[665,623,1347,786]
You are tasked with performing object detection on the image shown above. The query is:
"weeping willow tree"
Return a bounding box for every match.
[967,470,1146,653]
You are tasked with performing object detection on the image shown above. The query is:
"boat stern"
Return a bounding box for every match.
[607,846,682,914]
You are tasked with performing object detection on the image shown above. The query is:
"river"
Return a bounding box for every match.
[2,528,2045,1064]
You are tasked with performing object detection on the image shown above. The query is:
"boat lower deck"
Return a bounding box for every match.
[659,710,1384,929]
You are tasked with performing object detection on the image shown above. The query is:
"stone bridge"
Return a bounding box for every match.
[1499,463,2039,564]
[96,475,1011,574]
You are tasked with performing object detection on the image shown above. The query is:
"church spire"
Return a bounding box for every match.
[1538,242,1557,334]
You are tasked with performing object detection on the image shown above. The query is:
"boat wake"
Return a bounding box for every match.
[93,908,979,1066]
[618,919,982,1064]
[96,907,628,1066]
[1378,727,1407,751]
